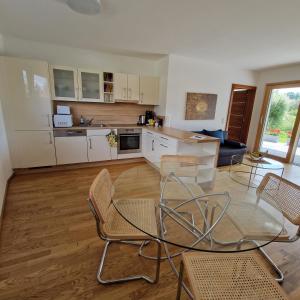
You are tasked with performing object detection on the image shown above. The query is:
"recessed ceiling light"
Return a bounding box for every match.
[66,0,102,15]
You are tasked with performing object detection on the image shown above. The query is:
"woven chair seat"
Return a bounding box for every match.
[162,182,204,201]
[182,252,288,300]
[103,198,158,240]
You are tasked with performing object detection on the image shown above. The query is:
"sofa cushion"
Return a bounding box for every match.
[203,129,225,144]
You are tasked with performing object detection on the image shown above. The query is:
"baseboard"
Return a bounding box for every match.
[0,172,15,231]
[13,157,146,175]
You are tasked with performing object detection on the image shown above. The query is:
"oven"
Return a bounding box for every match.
[118,128,142,154]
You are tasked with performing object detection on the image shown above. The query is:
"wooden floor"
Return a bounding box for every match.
[0,162,300,299]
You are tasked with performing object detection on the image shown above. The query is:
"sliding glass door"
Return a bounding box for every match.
[256,82,300,162]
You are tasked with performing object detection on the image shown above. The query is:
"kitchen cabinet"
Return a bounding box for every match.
[10,131,56,168]
[127,74,139,101]
[139,76,159,105]
[50,65,79,101]
[87,129,112,162]
[54,130,88,165]
[78,69,102,102]
[0,57,53,131]
[114,73,139,101]
[114,73,128,101]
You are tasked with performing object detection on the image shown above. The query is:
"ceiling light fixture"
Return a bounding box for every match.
[66,0,102,15]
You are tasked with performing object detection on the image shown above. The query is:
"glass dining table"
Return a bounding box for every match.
[112,161,284,294]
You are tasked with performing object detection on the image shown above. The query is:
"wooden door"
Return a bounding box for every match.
[139,76,159,105]
[114,73,127,101]
[227,85,256,143]
[127,74,139,101]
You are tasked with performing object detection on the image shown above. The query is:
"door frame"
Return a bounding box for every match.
[254,80,300,163]
[226,84,257,143]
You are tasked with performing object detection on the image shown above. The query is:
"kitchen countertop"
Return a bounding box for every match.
[53,125,219,144]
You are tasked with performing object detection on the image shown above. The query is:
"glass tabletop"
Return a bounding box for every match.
[112,162,284,253]
[233,154,284,170]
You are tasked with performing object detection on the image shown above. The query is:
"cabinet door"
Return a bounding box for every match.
[114,73,127,101]
[10,131,56,168]
[127,74,139,101]
[1,57,52,130]
[87,135,111,162]
[140,76,159,105]
[50,65,78,101]
[55,136,88,165]
[78,69,102,102]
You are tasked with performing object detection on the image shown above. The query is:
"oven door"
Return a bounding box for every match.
[118,133,141,154]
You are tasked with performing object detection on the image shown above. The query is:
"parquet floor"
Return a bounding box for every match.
[0,162,299,300]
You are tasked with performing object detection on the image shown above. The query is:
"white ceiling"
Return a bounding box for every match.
[0,0,300,70]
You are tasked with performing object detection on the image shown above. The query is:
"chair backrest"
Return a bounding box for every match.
[89,169,113,224]
[257,173,300,225]
[160,155,203,178]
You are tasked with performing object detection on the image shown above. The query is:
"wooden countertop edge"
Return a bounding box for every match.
[53,125,220,144]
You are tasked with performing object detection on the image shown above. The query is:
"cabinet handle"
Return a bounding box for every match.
[152,139,154,151]
[160,136,168,141]
[160,144,168,148]
[123,88,126,99]
[89,138,92,149]
[49,132,53,144]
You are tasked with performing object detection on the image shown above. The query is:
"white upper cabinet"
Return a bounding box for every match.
[139,76,159,105]
[114,73,128,101]
[50,65,79,101]
[1,57,52,130]
[78,69,102,102]
[114,73,139,102]
[127,74,140,101]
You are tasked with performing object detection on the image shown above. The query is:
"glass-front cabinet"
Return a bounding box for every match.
[78,69,102,102]
[50,66,78,101]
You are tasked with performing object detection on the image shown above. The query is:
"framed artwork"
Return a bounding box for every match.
[185,92,217,120]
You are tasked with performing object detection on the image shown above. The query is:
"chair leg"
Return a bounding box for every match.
[176,261,184,300]
[258,246,284,282]
[97,239,161,284]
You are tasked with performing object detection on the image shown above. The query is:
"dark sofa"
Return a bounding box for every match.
[194,130,247,167]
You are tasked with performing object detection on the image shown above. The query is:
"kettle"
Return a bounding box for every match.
[138,115,146,125]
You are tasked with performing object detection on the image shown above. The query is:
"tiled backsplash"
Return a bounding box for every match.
[54,101,154,125]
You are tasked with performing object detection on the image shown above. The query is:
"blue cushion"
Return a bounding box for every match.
[203,129,225,144]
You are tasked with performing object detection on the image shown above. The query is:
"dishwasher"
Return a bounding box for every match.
[54,129,88,165]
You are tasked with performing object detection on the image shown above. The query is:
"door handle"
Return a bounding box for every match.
[49,132,53,144]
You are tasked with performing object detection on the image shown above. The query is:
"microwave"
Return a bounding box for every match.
[53,114,73,128]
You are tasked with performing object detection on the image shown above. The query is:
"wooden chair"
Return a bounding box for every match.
[255,172,300,282]
[88,169,161,284]
[176,252,288,300]
[160,155,205,202]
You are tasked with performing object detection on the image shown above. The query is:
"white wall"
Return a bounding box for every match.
[0,86,12,214]
[247,63,300,150]
[155,56,169,116]
[0,35,160,75]
[164,54,257,132]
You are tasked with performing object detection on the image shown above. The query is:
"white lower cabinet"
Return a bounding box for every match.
[142,129,178,163]
[55,135,88,165]
[87,129,112,162]
[10,130,56,168]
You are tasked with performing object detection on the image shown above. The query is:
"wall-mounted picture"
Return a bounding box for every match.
[185,92,217,120]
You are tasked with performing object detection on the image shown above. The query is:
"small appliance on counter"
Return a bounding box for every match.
[145,110,154,125]
[53,105,73,128]
[137,114,146,126]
